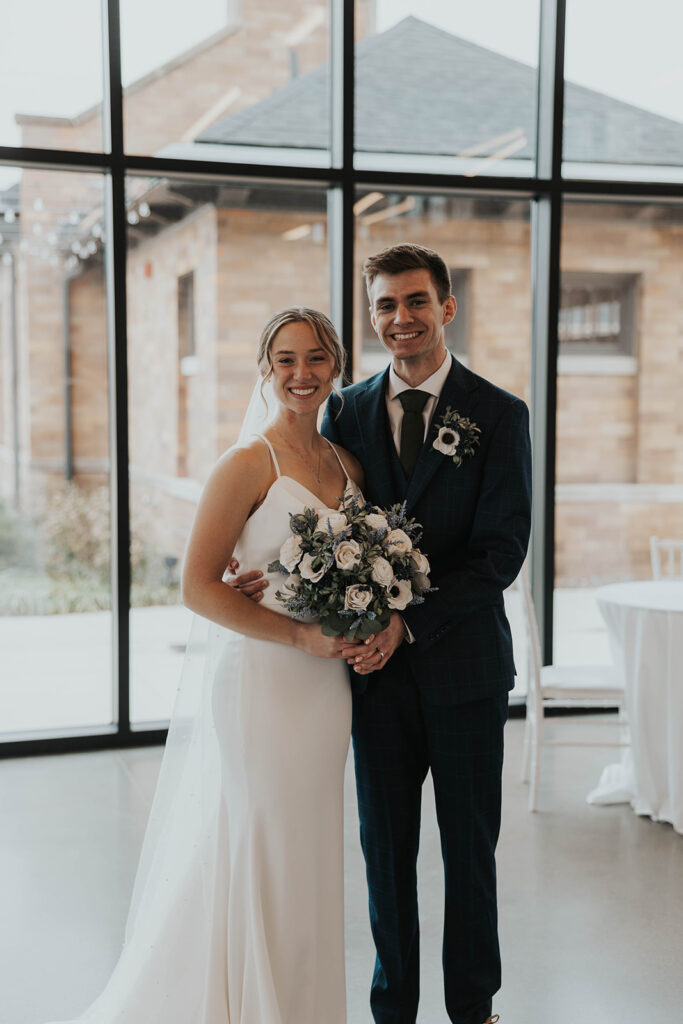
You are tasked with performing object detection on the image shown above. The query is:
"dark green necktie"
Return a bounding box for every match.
[398,390,429,477]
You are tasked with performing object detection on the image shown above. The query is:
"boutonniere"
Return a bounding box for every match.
[432,407,481,467]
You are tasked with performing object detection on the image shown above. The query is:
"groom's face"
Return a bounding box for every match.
[369,269,456,368]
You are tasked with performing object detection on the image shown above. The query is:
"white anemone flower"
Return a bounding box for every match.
[433,426,460,456]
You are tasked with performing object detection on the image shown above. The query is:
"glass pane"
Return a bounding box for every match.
[563,0,683,181]
[355,1,540,176]
[554,200,683,663]
[127,176,330,724]
[354,189,532,697]
[0,1,104,152]
[0,167,113,736]
[121,0,331,163]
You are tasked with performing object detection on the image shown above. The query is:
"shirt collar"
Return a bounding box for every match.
[388,351,453,401]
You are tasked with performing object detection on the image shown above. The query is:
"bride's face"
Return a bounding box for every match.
[268,322,335,413]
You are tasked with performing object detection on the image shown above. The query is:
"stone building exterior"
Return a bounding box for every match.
[1,9,682,589]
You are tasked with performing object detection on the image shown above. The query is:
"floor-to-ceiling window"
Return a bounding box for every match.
[1,0,682,754]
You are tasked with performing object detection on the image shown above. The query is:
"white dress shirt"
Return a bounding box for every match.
[386,351,453,455]
[384,351,452,644]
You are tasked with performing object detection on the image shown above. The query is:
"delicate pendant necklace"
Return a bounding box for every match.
[273,429,323,486]
[315,439,322,486]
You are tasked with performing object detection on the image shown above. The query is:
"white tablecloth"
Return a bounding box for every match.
[587,580,683,834]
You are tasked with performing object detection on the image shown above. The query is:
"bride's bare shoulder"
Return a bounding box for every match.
[208,438,273,491]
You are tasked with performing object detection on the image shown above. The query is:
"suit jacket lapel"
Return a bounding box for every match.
[404,357,480,511]
[354,369,397,507]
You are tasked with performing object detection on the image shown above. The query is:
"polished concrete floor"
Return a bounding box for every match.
[2,717,682,1024]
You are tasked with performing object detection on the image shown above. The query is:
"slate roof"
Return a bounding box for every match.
[197,16,683,167]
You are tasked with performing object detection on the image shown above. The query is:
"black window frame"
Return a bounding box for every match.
[2,0,683,756]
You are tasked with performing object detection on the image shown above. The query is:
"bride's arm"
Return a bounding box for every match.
[181,446,347,659]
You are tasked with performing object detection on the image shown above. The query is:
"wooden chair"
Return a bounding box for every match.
[649,537,683,580]
[519,564,629,811]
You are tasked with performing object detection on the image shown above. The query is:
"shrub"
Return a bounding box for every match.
[0,484,180,614]
[0,499,38,570]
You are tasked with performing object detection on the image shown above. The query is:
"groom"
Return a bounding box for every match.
[322,244,531,1024]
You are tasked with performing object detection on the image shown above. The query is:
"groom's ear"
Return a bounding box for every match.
[442,295,457,325]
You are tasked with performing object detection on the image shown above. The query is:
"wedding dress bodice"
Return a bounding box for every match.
[233,438,356,616]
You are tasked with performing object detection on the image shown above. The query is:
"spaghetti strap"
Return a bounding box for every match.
[256,433,281,478]
[324,438,350,483]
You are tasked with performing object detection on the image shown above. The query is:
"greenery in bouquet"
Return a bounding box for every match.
[267,493,434,642]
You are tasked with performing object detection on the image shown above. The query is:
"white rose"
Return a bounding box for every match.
[365,512,389,534]
[334,539,361,570]
[410,549,430,575]
[371,556,395,587]
[299,552,327,583]
[385,528,412,554]
[387,578,413,610]
[433,426,460,456]
[344,584,373,611]
[316,511,348,536]
[279,534,303,572]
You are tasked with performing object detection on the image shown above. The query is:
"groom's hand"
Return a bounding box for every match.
[225,558,269,601]
[342,613,406,675]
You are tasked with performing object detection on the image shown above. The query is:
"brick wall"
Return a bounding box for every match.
[123,203,329,559]
[556,498,683,585]
[69,267,108,469]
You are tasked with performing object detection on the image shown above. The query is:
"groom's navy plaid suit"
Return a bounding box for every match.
[322,356,532,1024]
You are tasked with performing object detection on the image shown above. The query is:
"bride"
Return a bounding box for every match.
[48,308,364,1024]
[180,306,364,1023]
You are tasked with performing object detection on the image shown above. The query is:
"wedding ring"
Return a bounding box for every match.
[377,649,385,659]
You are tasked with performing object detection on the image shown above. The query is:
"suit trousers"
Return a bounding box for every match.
[351,661,508,1024]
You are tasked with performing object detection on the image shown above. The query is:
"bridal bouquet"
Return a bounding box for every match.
[267,493,433,641]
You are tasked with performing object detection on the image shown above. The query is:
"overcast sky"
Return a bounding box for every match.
[1,0,682,189]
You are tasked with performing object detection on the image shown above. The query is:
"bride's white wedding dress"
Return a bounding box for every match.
[47,435,353,1024]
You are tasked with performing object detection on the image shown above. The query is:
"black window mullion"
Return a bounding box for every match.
[102,0,131,737]
[341,0,355,380]
[531,0,567,662]
[329,0,355,378]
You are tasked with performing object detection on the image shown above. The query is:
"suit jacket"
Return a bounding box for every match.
[321,356,532,705]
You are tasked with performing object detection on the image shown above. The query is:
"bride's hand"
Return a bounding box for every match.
[343,613,405,674]
[296,623,360,659]
[225,557,269,602]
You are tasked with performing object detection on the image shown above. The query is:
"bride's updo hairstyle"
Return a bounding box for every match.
[257,307,346,403]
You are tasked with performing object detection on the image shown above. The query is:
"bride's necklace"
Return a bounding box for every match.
[272,431,323,486]
[310,439,322,486]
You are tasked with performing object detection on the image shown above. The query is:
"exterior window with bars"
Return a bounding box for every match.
[559,273,637,355]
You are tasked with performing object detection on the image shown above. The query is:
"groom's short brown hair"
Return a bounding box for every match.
[363,244,452,304]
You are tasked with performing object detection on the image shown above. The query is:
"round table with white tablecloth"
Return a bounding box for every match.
[587,580,683,834]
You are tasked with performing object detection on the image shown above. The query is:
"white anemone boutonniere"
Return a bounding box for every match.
[432,406,481,467]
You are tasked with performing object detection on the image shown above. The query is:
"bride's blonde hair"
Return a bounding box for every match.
[257,308,346,400]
